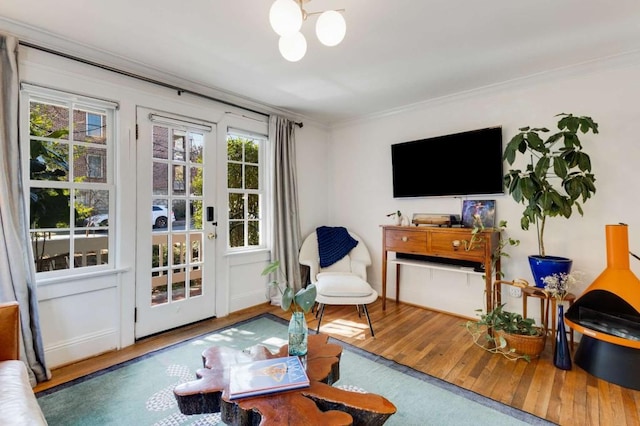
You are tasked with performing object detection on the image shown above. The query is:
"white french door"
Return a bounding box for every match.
[135,107,217,338]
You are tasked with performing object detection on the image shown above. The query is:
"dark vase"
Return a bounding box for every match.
[528,255,573,288]
[554,304,572,370]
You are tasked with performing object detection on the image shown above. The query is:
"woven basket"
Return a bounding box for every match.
[494,328,546,358]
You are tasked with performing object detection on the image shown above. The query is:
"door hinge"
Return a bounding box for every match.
[134,307,137,323]
[135,124,139,140]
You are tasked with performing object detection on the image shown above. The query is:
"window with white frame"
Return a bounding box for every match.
[86,112,103,137]
[87,154,104,178]
[227,129,266,249]
[22,85,116,274]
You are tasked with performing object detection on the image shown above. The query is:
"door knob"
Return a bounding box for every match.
[208,232,216,240]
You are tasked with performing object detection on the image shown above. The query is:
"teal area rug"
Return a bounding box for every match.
[36,313,554,425]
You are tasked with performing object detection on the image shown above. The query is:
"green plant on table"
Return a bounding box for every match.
[503,113,599,257]
[261,260,316,314]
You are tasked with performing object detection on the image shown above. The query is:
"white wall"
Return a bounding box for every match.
[327,53,640,322]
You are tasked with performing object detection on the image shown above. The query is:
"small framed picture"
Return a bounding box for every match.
[461,200,496,228]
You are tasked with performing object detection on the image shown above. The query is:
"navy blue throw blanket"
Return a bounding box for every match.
[316,226,359,268]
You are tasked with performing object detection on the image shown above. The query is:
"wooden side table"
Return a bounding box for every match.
[521,286,575,351]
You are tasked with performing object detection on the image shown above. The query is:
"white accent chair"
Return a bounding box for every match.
[299,229,378,336]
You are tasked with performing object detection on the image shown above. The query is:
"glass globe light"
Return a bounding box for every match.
[279,32,307,62]
[315,10,346,47]
[269,0,303,37]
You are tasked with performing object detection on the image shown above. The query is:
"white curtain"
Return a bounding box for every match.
[0,34,50,385]
[269,115,302,298]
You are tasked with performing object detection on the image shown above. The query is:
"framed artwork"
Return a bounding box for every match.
[461,200,496,228]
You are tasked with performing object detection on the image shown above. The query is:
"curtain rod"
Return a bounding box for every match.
[18,40,303,128]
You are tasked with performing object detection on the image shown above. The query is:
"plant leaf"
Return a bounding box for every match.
[261,260,280,276]
[281,286,294,311]
[294,284,317,313]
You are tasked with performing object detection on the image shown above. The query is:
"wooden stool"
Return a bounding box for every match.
[521,286,575,351]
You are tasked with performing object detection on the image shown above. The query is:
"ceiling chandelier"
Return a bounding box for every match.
[269,0,346,62]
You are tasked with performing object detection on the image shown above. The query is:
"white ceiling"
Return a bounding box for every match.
[2,0,640,124]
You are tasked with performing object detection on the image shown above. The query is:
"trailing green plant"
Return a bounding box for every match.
[503,113,599,257]
[475,303,539,335]
[465,303,544,362]
[261,260,316,314]
[462,220,520,279]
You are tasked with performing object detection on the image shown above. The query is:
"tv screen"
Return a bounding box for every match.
[391,126,504,198]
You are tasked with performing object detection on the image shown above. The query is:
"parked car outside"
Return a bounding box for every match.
[152,205,176,228]
[85,205,175,229]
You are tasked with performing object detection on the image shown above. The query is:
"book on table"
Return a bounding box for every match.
[228,355,310,400]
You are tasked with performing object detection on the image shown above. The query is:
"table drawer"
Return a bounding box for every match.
[429,231,485,261]
[385,229,427,253]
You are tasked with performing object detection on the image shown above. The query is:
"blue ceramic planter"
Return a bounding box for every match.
[528,255,573,288]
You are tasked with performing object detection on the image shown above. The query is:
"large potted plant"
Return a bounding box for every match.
[502,113,599,287]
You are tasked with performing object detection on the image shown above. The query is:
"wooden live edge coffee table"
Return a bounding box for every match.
[173,334,396,425]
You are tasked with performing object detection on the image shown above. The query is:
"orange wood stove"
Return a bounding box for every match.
[565,224,640,390]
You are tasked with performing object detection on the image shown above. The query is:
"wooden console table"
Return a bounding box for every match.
[381,225,501,313]
[174,333,396,425]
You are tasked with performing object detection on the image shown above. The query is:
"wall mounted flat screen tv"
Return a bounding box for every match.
[391,126,504,198]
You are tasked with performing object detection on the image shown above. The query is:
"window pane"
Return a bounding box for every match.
[32,230,70,272]
[75,189,109,227]
[152,200,171,230]
[152,234,168,268]
[248,221,259,246]
[74,233,108,268]
[190,200,202,230]
[190,234,202,263]
[189,267,202,298]
[30,188,70,228]
[229,222,244,248]
[227,137,242,161]
[153,162,169,196]
[229,193,244,219]
[172,234,187,266]
[30,101,69,140]
[190,133,204,163]
[74,109,106,143]
[173,131,186,161]
[73,147,107,182]
[153,126,169,160]
[172,200,186,230]
[245,164,259,189]
[152,273,168,306]
[189,166,203,196]
[172,165,186,194]
[30,140,69,181]
[245,140,259,163]
[248,194,259,219]
[227,163,242,188]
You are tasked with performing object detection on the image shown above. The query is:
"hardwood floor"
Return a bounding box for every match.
[34,299,640,426]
